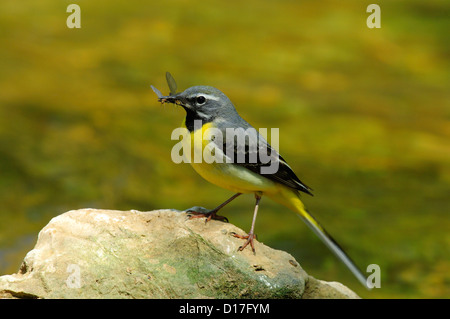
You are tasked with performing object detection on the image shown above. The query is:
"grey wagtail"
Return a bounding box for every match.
[151,72,368,288]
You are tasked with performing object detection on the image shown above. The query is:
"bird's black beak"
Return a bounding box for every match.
[159,94,189,108]
[150,84,189,109]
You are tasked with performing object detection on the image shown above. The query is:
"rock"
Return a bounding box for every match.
[0,209,359,299]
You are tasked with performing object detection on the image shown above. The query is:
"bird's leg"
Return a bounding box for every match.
[232,194,261,254]
[186,193,242,223]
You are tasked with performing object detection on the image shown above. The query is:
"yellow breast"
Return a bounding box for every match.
[181,120,276,194]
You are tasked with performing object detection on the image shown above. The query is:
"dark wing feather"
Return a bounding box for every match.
[222,136,313,196]
[241,153,313,196]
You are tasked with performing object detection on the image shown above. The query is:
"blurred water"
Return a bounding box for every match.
[0,234,37,275]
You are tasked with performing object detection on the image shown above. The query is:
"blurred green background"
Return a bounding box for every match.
[0,0,449,298]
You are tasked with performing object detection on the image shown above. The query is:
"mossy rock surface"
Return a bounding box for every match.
[0,209,358,299]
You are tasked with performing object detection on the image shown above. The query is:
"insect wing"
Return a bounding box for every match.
[150,85,164,98]
[165,72,178,96]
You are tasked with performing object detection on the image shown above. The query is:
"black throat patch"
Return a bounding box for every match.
[184,108,213,132]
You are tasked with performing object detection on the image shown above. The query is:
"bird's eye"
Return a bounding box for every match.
[196,96,206,105]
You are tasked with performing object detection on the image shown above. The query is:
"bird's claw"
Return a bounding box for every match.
[230,232,257,254]
[185,206,229,223]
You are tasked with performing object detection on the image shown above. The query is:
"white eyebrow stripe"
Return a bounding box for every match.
[196,110,209,118]
[188,93,220,101]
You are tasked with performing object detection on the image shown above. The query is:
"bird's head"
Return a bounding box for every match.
[156,85,237,122]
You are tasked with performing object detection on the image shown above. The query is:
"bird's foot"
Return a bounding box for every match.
[185,206,229,223]
[230,232,257,254]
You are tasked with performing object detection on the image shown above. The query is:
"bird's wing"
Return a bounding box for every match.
[217,127,313,195]
[239,146,313,196]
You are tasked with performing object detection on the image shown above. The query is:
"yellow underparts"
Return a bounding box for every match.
[180,120,314,224]
[182,121,275,194]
